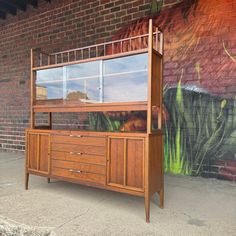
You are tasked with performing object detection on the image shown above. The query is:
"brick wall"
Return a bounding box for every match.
[0,0,156,152]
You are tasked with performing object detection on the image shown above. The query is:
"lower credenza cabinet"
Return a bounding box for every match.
[25,129,163,222]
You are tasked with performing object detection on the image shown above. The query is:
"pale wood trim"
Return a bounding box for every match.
[147,19,153,134]
[30,49,35,129]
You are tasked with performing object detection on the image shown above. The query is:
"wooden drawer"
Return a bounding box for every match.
[51,134,105,147]
[51,143,105,156]
[51,151,106,165]
[51,159,106,175]
[51,166,106,185]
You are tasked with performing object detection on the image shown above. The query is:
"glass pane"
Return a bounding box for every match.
[66,61,100,103]
[66,79,86,103]
[66,61,100,79]
[86,78,100,103]
[36,67,63,100]
[104,53,148,74]
[103,72,147,102]
[103,53,148,102]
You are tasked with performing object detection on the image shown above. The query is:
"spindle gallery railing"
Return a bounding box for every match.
[33,29,163,68]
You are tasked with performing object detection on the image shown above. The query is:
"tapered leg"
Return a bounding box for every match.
[158,188,164,209]
[47,178,50,183]
[145,194,150,223]
[25,173,29,190]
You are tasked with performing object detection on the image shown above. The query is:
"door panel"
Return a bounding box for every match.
[126,139,144,189]
[108,138,124,186]
[28,133,38,170]
[38,134,50,173]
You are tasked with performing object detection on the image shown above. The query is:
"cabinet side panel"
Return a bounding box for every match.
[126,139,144,189]
[149,134,163,194]
[152,53,162,107]
[39,135,50,173]
[28,133,38,170]
[108,138,124,185]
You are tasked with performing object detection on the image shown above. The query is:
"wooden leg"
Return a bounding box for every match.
[25,173,29,190]
[47,178,50,183]
[145,194,150,223]
[158,188,164,209]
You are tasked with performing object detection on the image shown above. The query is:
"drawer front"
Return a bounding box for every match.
[51,166,106,185]
[51,134,105,147]
[51,143,105,156]
[51,151,106,165]
[51,159,106,175]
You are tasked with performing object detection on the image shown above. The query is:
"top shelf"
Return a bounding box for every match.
[32,30,163,70]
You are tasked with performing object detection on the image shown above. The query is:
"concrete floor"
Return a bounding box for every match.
[0,152,235,236]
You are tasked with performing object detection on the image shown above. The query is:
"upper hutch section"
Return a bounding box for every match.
[31,22,163,113]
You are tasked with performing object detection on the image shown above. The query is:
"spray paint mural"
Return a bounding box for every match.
[113,0,236,181]
[83,0,236,181]
[158,0,236,181]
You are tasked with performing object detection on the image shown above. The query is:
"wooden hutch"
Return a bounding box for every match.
[25,19,164,222]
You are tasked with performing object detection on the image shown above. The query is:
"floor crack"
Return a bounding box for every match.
[55,208,90,229]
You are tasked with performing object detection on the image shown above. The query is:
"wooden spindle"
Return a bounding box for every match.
[160,32,163,55]
[39,53,42,66]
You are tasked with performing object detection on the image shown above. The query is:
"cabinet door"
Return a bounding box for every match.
[107,137,144,191]
[126,139,144,189]
[27,132,50,174]
[108,138,125,186]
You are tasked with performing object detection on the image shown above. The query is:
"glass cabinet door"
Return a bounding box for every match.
[103,53,148,103]
[35,53,148,105]
[36,67,63,101]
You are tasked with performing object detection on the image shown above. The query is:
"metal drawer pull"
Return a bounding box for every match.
[69,152,83,155]
[69,134,83,138]
[69,169,82,173]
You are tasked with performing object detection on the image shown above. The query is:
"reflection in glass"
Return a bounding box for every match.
[66,61,100,79]
[36,67,63,100]
[103,71,147,102]
[35,53,148,103]
[103,53,148,102]
[86,78,100,103]
[104,53,148,74]
[66,61,100,103]
[66,79,86,103]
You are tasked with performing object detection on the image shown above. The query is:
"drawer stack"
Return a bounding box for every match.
[50,133,106,185]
